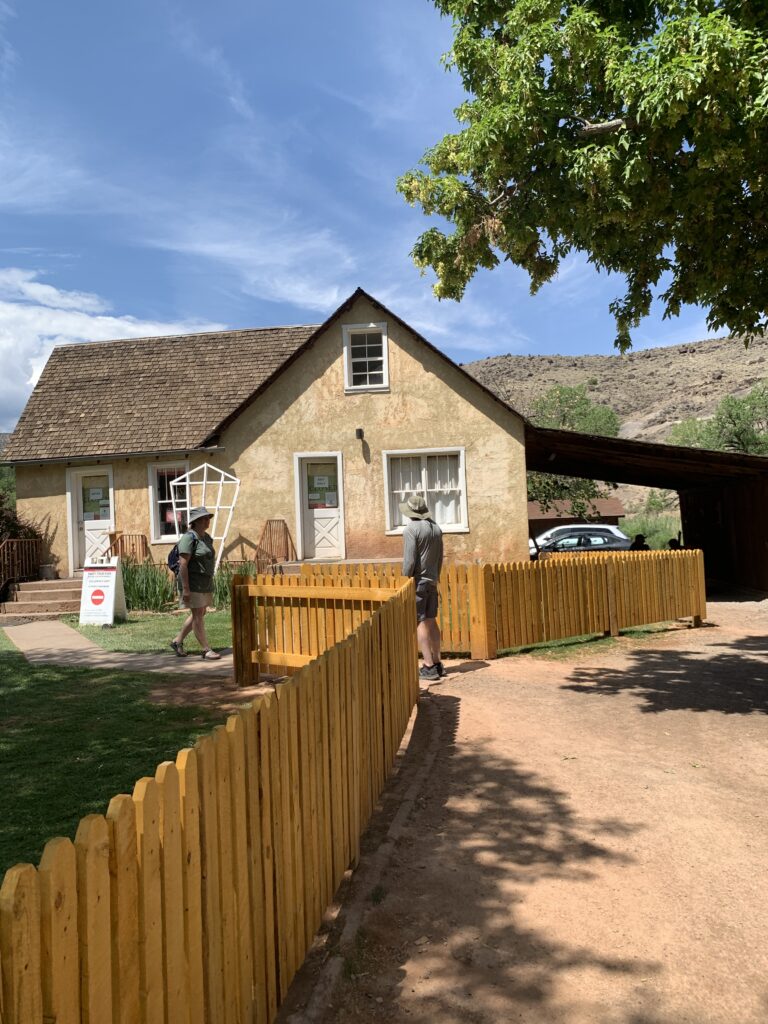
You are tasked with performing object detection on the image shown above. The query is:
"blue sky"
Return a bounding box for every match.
[0,0,723,430]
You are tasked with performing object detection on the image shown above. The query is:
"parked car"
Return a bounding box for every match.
[535,523,629,547]
[531,528,632,558]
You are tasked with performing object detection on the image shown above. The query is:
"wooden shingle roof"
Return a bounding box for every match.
[4,324,318,462]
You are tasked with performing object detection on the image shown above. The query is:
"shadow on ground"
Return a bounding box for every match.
[562,635,768,714]
[323,693,666,1024]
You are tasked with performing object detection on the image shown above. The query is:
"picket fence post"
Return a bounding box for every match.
[604,558,619,637]
[468,564,497,660]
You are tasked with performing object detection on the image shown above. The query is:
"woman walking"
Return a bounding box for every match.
[170,506,221,660]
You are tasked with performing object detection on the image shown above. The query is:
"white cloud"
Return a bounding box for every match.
[372,277,530,359]
[544,251,607,304]
[0,121,86,211]
[170,17,255,121]
[0,268,109,313]
[0,2,16,82]
[147,211,357,312]
[0,269,224,431]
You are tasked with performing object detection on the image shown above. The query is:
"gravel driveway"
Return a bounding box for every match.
[318,599,768,1024]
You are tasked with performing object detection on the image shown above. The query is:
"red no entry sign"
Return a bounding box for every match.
[91,589,105,606]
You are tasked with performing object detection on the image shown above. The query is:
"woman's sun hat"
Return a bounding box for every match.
[399,494,431,520]
[188,506,212,525]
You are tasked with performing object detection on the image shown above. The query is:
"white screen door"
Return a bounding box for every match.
[75,470,113,567]
[300,457,343,559]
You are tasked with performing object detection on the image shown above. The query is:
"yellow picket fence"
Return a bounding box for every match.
[299,561,482,657]
[0,581,418,1024]
[301,549,707,659]
[231,572,421,683]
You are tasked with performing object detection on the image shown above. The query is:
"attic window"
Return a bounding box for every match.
[342,322,389,392]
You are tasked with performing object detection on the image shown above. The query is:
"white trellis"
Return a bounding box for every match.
[169,463,240,570]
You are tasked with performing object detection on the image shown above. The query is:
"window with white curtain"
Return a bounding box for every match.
[383,448,468,533]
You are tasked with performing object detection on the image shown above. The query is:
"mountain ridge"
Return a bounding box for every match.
[464,332,768,443]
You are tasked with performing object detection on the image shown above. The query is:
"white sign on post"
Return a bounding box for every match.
[79,556,128,626]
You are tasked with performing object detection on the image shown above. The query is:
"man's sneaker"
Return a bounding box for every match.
[419,663,440,682]
[435,661,445,678]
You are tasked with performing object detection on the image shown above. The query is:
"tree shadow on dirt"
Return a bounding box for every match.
[326,693,667,1024]
[562,636,768,714]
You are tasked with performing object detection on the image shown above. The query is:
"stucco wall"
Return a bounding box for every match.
[15,295,530,572]
[222,295,529,563]
[15,464,68,569]
[15,453,223,575]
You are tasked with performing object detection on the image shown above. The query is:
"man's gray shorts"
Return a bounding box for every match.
[415,579,439,623]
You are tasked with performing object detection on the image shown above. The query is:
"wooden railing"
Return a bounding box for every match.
[106,531,152,562]
[0,581,418,1024]
[258,518,297,564]
[301,550,707,659]
[0,537,42,595]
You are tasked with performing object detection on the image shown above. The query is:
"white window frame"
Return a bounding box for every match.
[148,460,189,544]
[342,321,389,393]
[382,446,469,535]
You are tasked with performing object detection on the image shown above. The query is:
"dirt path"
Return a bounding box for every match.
[318,600,768,1024]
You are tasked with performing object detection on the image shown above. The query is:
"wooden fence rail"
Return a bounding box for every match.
[0,581,418,1024]
[0,537,42,594]
[301,549,707,660]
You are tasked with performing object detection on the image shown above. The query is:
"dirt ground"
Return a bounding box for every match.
[310,599,768,1024]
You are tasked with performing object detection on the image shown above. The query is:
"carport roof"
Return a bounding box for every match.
[525,426,768,490]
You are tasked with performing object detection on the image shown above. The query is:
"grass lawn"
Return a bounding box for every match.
[498,623,675,660]
[0,634,220,875]
[67,609,233,654]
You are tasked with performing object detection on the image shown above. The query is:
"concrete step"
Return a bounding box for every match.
[0,611,70,625]
[1,599,81,615]
[12,588,83,603]
[17,578,83,592]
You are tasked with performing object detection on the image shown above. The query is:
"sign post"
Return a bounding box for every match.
[79,557,128,626]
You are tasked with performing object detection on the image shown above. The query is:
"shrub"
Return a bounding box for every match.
[0,492,40,543]
[119,558,264,612]
[213,560,261,608]
[121,561,177,612]
[623,513,682,551]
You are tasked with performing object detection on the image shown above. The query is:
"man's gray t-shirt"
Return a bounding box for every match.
[402,518,443,584]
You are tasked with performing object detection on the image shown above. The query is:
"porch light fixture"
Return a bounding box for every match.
[355,427,364,440]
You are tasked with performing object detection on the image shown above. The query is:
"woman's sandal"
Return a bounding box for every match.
[170,640,187,658]
[201,649,222,661]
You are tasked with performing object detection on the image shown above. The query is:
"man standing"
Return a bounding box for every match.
[400,494,444,682]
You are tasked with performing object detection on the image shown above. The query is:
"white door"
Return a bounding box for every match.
[300,457,343,559]
[74,470,113,567]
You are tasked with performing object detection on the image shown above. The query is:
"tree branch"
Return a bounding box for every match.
[574,116,633,138]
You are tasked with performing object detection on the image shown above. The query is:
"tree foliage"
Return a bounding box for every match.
[0,466,15,505]
[527,384,619,514]
[530,383,620,435]
[398,2,768,350]
[0,493,39,544]
[667,381,768,453]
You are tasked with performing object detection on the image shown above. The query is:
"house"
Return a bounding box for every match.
[4,289,530,575]
[527,497,626,540]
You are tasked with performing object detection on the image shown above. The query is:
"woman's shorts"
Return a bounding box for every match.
[415,580,439,623]
[180,591,213,610]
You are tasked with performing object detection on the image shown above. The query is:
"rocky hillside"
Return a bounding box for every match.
[465,332,768,443]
